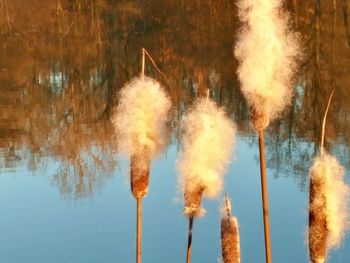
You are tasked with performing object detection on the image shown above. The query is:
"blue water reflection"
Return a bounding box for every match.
[1,137,348,262]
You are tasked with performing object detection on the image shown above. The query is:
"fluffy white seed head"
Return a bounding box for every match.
[112,77,171,163]
[235,0,300,129]
[177,98,236,208]
[309,153,350,249]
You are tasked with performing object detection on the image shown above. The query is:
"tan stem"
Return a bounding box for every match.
[142,48,167,78]
[258,130,272,263]
[136,197,142,263]
[141,48,145,80]
[320,90,335,156]
[186,217,194,263]
[225,192,231,217]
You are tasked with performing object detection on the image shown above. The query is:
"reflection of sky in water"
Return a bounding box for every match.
[1,137,349,262]
[294,82,304,111]
[38,71,68,93]
[38,68,102,94]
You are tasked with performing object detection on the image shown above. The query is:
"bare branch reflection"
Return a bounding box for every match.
[0,0,350,196]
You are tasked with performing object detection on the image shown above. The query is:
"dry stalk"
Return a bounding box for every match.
[257,129,272,263]
[184,187,204,263]
[186,216,194,263]
[320,90,334,156]
[141,48,167,79]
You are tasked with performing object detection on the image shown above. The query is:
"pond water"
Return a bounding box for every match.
[0,1,350,262]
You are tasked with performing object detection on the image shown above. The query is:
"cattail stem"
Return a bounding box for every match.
[320,89,334,156]
[258,130,272,263]
[141,48,145,80]
[136,197,142,263]
[186,217,194,263]
[225,192,231,217]
[141,48,167,79]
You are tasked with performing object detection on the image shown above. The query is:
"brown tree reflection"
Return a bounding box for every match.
[263,0,350,189]
[0,0,349,196]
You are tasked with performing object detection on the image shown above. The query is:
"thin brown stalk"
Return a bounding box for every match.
[225,192,231,217]
[141,48,145,79]
[184,187,203,263]
[186,217,194,263]
[142,48,167,79]
[258,130,272,263]
[320,90,335,156]
[136,197,142,263]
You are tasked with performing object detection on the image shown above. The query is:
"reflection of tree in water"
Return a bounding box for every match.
[0,0,350,196]
[0,0,120,198]
[261,1,350,190]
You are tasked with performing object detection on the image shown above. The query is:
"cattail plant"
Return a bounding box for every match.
[112,48,171,263]
[234,1,300,262]
[221,193,240,263]
[308,91,350,263]
[177,94,236,263]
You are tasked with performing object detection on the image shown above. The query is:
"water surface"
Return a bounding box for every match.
[1,1,350,262]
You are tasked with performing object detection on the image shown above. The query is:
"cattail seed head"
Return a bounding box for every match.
[250,99,269,131]
[130,151,150,199]
[177,98,236,217]
[308,153,350,262]
[112,77,171,198]
[221,195,240,263]
[184,186,205,218]
[235,0,300,127]
[112,77,171,159]
[308,173,327,263]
